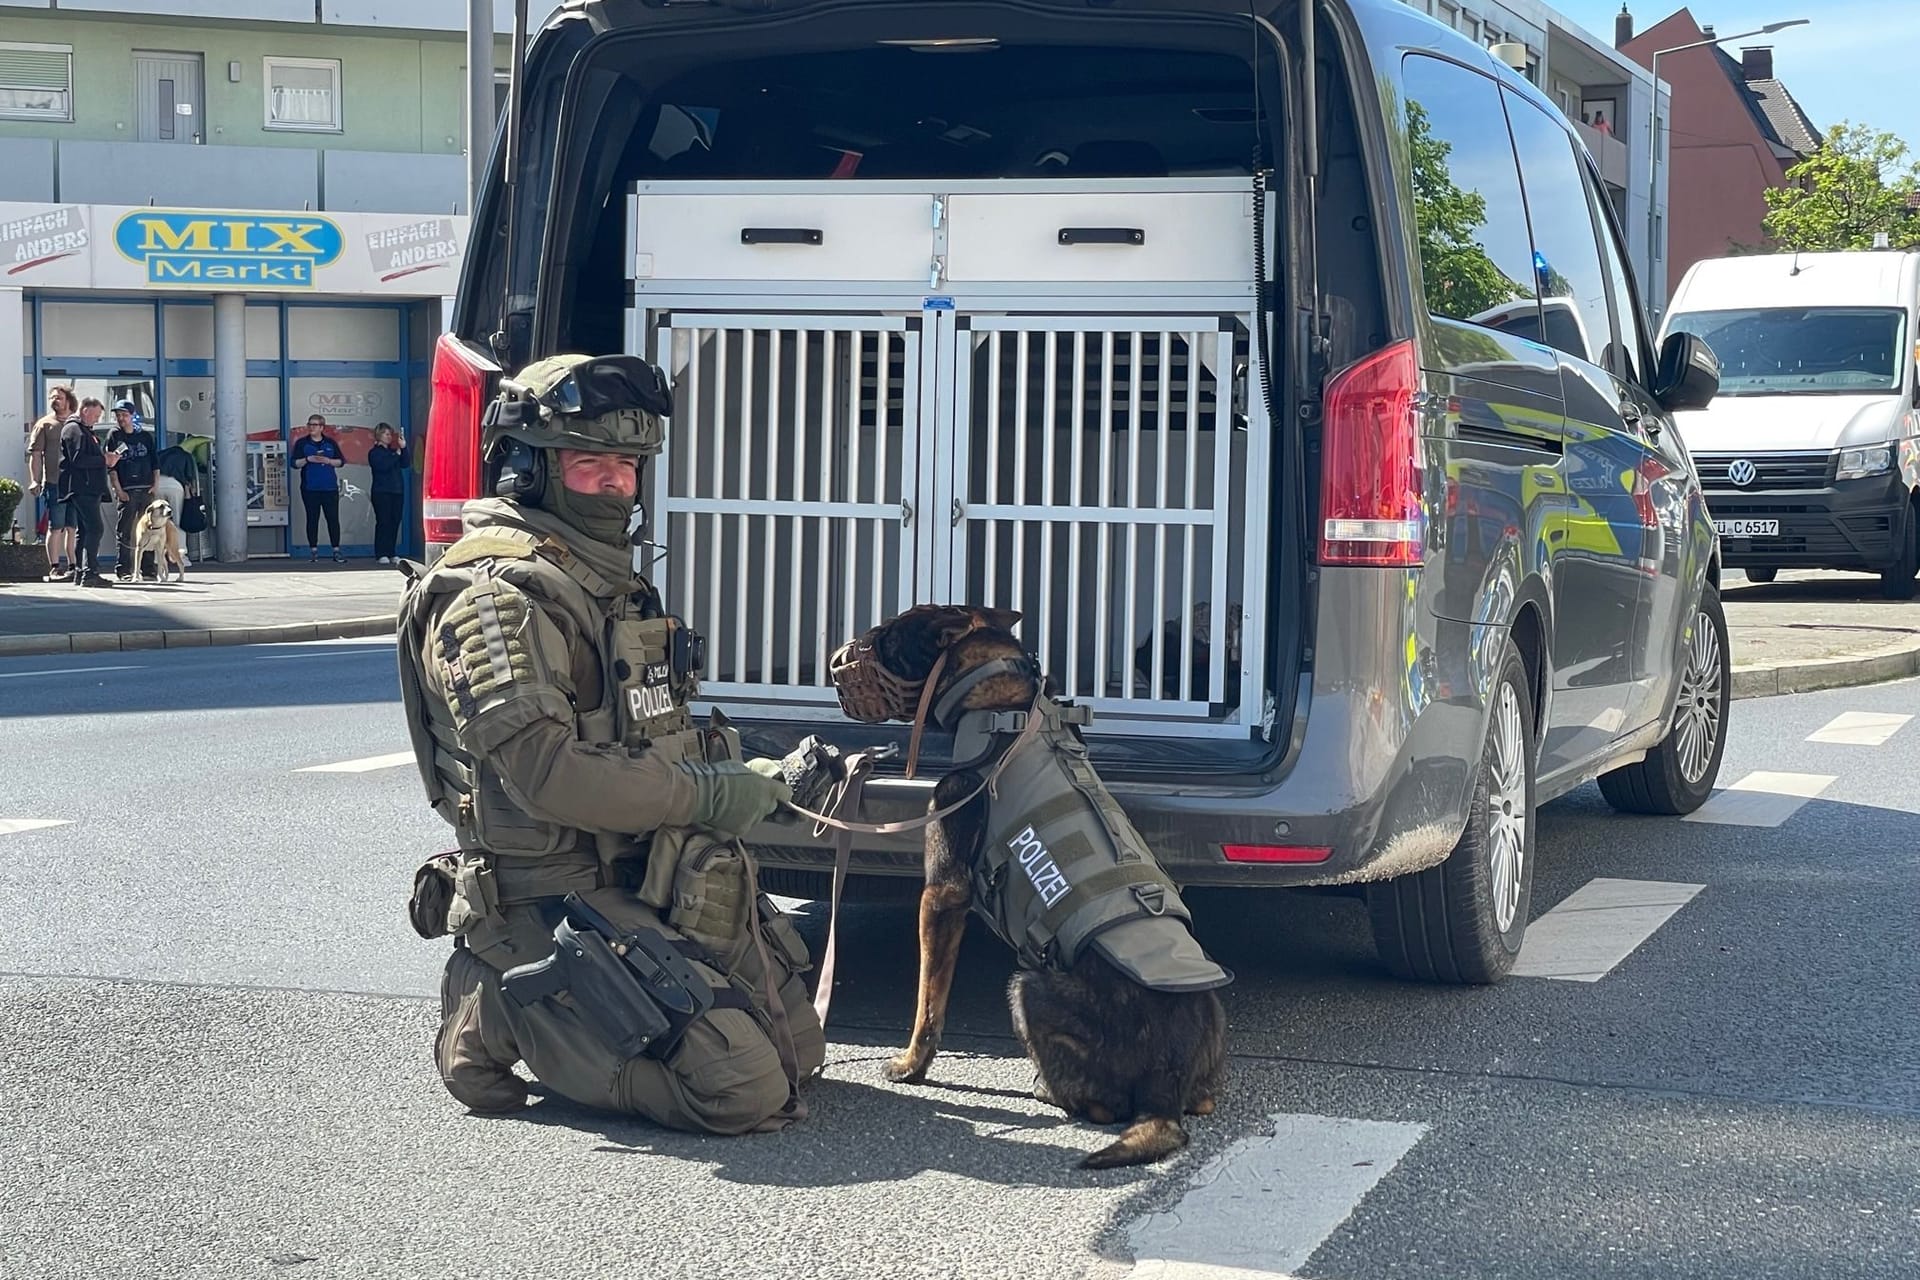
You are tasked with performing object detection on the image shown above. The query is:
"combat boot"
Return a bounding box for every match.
[437,946,530,1114]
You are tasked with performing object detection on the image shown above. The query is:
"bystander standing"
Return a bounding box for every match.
[58,397,112,587]
[27,387,76,581]
[290,414,345,562]
[367,422,409,565]
[106,399,159,580]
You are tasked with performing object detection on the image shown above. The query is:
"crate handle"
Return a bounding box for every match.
[741,227,824,246]
[1058,226,1145,246]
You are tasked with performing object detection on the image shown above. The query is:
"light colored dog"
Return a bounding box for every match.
[133,498,187,583]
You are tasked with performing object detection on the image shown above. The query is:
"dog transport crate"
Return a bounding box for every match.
[627,178,1274,738]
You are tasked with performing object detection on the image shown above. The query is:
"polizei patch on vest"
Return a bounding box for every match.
[1007,825,1073,907]
[627,664,676,722]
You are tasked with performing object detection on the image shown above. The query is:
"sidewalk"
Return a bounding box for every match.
[0,560,401,655]
[4,561,1919,699]
[1723,571,1920,697]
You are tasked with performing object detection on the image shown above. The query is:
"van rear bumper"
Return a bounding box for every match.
[1703,474,1909,569]
[746,585,1498,890]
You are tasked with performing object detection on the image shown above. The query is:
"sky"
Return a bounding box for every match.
[1555,1,1920,153]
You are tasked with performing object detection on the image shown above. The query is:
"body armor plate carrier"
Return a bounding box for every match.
[962,698,1232,993]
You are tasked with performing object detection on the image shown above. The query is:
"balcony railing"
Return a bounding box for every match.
[1574,118,1630,191]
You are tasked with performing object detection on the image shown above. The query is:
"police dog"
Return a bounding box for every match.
[859,605,1228,1169]
[132,497,187,583]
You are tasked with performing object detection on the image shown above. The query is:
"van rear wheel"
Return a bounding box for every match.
[1744,567,1777,584]
[1367,645,1534,985]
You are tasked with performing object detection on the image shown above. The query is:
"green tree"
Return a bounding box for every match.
[1407,100,1525,318]
[1762,122,1920,251]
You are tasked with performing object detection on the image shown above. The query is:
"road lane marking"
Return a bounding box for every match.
[1512,877,1705,982]
[0,819,70,836]
[295,751,415,774]
[1127,1114,1428,1279]
[1806,711,1913,746]
[1683,770,1835,827]
[0,664,145,680]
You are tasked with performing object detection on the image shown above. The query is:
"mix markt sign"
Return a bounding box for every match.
[0,201,467,294]
[115,211,344,288]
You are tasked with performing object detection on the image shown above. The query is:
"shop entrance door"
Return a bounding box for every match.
[134,52,204,144]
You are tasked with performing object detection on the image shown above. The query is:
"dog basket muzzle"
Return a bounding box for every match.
[829,637,925,723]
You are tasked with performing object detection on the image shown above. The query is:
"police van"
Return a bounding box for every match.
[1660,250,1920,597]
[426,0,1730,984]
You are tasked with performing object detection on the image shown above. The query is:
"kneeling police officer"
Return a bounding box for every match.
[398,353,824,1133]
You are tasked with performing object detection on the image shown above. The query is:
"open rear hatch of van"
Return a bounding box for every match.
[471,0,1315,805]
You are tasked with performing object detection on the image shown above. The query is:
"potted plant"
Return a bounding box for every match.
[0,478,47,582]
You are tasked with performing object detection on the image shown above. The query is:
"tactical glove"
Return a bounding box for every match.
[678,760,793,838]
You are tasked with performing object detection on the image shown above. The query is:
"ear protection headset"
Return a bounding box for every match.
[488,436,547,501]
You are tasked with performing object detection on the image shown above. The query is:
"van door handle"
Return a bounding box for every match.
[1058,227,1145,246]
[741,227,823,246]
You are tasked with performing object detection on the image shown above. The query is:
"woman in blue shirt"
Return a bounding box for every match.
[290,415,345,562]
[367,422,409,564]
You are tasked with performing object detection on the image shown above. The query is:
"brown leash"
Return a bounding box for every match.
[797,693,1049,1027]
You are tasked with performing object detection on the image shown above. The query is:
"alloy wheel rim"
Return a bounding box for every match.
[1487,682,1527,935]
[1674,611,1724,786]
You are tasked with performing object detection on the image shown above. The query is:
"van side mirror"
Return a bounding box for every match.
[1653,332,1719,411]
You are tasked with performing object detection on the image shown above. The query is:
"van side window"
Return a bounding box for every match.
[1401,56,1538,329]
[1502,91,1614,370]
[1583,165,1651,386]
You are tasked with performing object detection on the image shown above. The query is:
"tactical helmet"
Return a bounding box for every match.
[482,353,672,458]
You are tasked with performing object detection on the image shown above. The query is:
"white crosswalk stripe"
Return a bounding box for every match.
[1683,770,1835,827]
[0,819,70,836]
[1127,1114,1428,1279]
[1512,877,1705,982]
[295,751,415,774]
[1806,711,1913,746]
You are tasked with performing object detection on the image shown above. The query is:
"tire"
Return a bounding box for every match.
[1879,504,1918,600]
[1598,581,1730,815]
[1367,644,1535,985]
[1744,567,1777,585]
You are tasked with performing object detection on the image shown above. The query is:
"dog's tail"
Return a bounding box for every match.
[1081,1115,1187,1169]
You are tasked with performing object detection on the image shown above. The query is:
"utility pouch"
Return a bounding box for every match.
[499,896,716,1061]
[638,825,756,968]
[757,893,814,977]
[407,851,499,940]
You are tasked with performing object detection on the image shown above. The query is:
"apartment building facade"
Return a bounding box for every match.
[0,1,550,558]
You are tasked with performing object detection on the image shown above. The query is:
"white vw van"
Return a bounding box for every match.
[1661,250,1920,597]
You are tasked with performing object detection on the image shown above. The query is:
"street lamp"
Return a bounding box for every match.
[1644,17,1810,306]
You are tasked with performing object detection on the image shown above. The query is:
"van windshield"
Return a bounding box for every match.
[1665,306,1908,396]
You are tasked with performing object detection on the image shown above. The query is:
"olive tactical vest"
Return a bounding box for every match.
[397,523,705,904]
[965,700,1232,993]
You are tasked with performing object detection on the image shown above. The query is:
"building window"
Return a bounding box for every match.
[1463,15,1482,40]
[1439,2,1459,28]
[264,56,341,132]
[0,42,74,122]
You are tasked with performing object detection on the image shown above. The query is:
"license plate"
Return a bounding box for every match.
[1714,519,1779,538]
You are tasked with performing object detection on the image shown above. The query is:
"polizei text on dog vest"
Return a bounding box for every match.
[1007,825,1073,907]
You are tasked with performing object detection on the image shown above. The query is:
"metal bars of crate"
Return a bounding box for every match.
[947,315,1264,727]
[650,313,920,708]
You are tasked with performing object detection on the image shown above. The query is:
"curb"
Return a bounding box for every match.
[0,614,395,659]
[1731,634,1920,699]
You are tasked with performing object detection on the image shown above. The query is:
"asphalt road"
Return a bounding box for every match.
[1,641,1915,1280]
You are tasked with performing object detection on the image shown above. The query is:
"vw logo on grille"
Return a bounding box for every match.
[1727,458,1758,487]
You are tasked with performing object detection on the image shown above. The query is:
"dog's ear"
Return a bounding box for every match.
[971,607,1022,634]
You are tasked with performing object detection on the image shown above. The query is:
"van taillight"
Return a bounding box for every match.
[423,333,494,546]
[1318,340,1425,568]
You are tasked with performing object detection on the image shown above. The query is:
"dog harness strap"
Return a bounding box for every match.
[928,656,1038,732]
[903,648,951,781]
